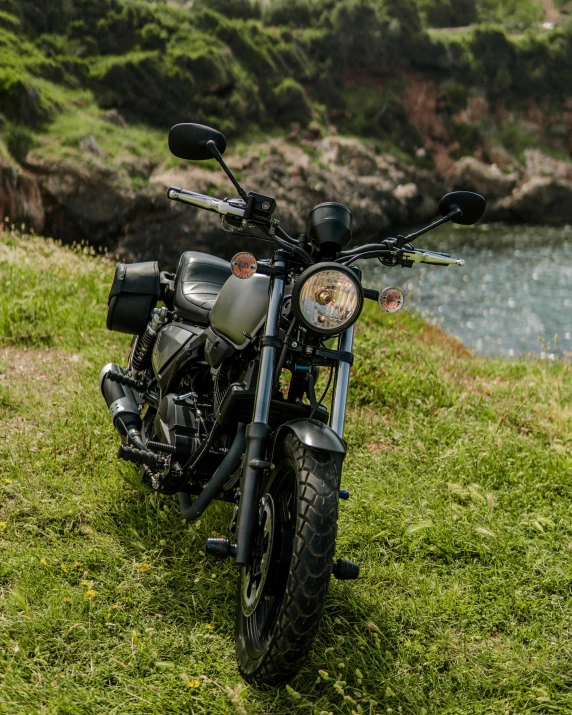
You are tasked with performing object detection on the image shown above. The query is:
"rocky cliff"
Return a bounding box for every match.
[4,1,572,264]
[3,116,572,269]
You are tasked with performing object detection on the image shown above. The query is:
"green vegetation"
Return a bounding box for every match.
[416,0,545,29]
[1,0,572,169]
[1,229,572,712]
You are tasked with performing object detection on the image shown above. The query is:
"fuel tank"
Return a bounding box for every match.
[209,274,270,348]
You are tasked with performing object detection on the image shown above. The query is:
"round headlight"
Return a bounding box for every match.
[292,263,364,335]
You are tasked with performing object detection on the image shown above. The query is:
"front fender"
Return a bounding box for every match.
[270,419,346,461]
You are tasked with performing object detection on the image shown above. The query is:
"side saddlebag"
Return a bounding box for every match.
[107,261,161,334]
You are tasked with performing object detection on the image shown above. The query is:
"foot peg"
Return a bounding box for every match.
[205,538,237,559]
[105,370,147,392]
[339,489,350,500]
[332,558,359,580]
[117,444,165,469]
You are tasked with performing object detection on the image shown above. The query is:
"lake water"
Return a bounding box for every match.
[361,224,572,357]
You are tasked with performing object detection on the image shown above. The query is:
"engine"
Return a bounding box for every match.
[153,394,200,461]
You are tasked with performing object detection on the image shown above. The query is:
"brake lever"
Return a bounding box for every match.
[401,249,465,266]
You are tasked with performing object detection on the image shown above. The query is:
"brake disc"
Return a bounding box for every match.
[241,494,275,617]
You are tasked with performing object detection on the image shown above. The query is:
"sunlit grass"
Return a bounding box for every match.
[0,229,571,713]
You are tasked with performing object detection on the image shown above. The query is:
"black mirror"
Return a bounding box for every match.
[168,123,227,161]
[439,191,486,226]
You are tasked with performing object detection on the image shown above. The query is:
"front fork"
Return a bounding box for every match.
[235,257,286,565]
[234,258,355,565]
[329,325,355,438]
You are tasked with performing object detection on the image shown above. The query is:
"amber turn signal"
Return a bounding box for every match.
[378,287,404,313]
[231,252,257,279]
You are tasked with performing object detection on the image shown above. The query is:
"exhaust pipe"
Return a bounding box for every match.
[99,363,147,450]
[178,422,246,522]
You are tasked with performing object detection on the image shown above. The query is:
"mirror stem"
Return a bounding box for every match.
[396,208,463,247]
[207,140,249,202]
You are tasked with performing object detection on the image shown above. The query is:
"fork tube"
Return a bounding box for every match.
[329,325,355,439]
[235,258,285,565]
[253,270,285,424]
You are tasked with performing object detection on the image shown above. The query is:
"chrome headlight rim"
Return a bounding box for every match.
[291,262,364,336]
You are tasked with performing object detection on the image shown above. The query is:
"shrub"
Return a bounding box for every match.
[476,0,545,30]
[271,78,313,126]
[195,0,261,20]
[339,84,423,153]
[5,123,35,161]
[417,0,478,28]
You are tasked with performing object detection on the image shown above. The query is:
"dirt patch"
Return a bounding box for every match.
[539,0,560,23]
[422,322,471,357]
[0,348,86,448]
[365,441,393,453]
[402,74,457,175]
[0,347,84,394]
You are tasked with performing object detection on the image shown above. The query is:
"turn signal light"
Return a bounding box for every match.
[378,287,404,313]
[231,252,257,279]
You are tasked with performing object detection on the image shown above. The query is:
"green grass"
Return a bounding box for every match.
[1,229,572,713]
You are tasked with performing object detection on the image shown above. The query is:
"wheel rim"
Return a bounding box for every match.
[240,461,296,658]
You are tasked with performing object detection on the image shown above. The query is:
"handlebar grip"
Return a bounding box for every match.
[167,187,245,219]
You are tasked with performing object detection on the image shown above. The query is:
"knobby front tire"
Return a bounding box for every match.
[235,433,340,685]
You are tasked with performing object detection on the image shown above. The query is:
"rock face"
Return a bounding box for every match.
[116,136,445,267]
[0,159,44,233]
[490,177,572,223]
[451,157,518,200]
[3,132,572,267]
[37,163,137,248]
[15,135,445,268]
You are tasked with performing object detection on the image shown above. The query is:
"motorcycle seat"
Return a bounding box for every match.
[174,251,232,324]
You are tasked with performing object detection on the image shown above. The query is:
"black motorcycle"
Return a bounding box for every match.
[100,123,486,685]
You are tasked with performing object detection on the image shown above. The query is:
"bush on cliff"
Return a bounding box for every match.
[272,78,314,125]
[2,0,572,166]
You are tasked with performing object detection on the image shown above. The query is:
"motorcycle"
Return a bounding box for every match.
[100,122,486,685]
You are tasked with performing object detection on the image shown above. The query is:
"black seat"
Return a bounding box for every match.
[174,251,232,324]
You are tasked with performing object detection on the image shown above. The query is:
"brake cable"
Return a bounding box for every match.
[273,317,297,390]
[309,367,334,421]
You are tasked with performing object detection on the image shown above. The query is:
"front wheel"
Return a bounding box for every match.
[235,433,340,685]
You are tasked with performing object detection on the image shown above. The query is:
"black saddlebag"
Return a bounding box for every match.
[107,261,161,334]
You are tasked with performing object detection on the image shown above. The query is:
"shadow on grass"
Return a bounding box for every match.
[103,467,398,710]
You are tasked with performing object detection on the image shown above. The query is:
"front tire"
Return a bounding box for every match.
[235,433,340,685]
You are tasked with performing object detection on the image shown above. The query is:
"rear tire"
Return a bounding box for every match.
[235,433,340,685]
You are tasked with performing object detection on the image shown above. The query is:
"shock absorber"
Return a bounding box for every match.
[131,307,169,374]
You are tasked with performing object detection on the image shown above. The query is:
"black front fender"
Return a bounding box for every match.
[271,419,346,461]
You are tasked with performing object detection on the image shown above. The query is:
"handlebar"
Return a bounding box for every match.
[168,186,465,268]
[168,187,246,218]
[340,247,465,267]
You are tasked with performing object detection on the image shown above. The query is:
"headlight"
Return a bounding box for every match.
[292,263,364,335]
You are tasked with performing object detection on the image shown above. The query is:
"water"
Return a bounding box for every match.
[361,224,572,357]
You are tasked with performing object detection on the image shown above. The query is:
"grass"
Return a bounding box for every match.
[0,228,572,713]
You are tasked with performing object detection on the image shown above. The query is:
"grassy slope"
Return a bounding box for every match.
[0,230,571,714]
[4,0,572,177]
